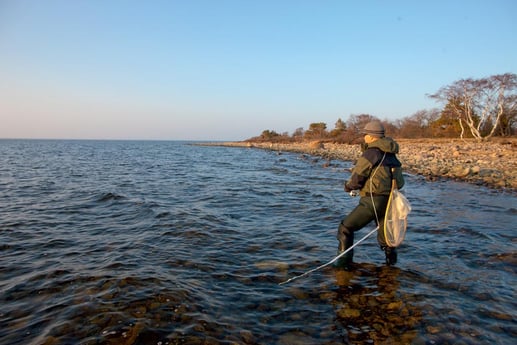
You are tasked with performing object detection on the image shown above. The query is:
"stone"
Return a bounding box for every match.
[217,138,517,193]
[337,308,361,318]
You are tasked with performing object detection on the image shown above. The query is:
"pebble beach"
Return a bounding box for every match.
[211,138,517,194]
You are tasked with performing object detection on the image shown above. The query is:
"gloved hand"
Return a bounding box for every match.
[349,190,359,197]
[344,183,352,193]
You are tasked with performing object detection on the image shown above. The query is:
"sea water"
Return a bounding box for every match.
[0,139,515,344]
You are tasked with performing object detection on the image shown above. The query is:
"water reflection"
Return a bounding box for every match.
[332,265,422,344]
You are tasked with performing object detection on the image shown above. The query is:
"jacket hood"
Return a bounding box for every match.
[367,137,399,154]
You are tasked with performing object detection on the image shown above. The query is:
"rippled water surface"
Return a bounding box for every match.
[0,139,515,345]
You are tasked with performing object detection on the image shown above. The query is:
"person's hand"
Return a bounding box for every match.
[349,190,359,197]
[344,183,352,193]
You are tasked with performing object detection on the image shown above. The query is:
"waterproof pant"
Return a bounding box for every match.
[337,195,390,260]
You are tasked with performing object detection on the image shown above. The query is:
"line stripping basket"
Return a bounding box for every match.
[383,168,411,247]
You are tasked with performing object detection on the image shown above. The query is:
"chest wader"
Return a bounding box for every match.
[335,195,390,269]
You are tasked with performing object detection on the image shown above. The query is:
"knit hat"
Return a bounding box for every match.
[361,121,385,137]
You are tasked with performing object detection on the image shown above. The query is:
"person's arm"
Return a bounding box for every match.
[345,148,386,192]
[345,155,374,191]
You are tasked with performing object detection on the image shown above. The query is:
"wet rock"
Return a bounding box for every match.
[478,169,492,177]
[426,325,441,334]
[451,166,471,177]
[288,287,309,299]
[387,301,403,310]
[239,330,254,343]
[216,139,517,193]
[278,331,317,345]
[337,307,361,318]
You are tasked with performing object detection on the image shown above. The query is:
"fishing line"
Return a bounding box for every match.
[278,225,379,285]
[279,152,386,285]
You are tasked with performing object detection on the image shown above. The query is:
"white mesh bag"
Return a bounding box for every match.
[384,184,411,247]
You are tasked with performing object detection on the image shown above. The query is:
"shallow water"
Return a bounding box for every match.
[0,139,515,345]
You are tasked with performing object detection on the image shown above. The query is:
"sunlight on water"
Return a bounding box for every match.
[0,140,515,344]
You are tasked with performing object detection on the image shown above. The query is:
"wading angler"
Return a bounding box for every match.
[336,120,405,269]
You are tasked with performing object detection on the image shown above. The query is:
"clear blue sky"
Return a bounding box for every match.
[1,0,516,140]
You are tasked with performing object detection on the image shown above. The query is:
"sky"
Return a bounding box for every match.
[1,0,516,140]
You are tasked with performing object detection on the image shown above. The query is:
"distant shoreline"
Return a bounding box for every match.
[200,138,517,194]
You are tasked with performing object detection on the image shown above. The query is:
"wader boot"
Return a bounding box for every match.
[335,224,354,270]
[383,246,397,266]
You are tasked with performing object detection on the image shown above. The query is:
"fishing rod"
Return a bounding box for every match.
[278,225,379,285]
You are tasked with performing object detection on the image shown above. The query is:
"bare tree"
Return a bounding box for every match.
[304,122,328,139]
[334,118,347,131]
[260,130,280,140]
[346,114,377,132]
[292,127,305,141]
[429,98,468,138]
[382,119,400,137]
[498,95,517,136]
[429,73,517,140]
[398,109,440,138]
[330,118,347,138]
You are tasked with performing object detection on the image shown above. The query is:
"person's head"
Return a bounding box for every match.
[361,121,385,143]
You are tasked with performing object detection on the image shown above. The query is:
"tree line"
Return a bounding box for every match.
[248,73,517,143]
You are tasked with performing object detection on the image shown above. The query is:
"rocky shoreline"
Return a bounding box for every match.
[203,138,517,194]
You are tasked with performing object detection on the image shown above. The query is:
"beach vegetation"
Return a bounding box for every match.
[304,122,328,140]
[247,73,517,143]
[429,73,517,141]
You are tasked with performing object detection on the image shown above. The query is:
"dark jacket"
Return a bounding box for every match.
[345,137,404,196]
